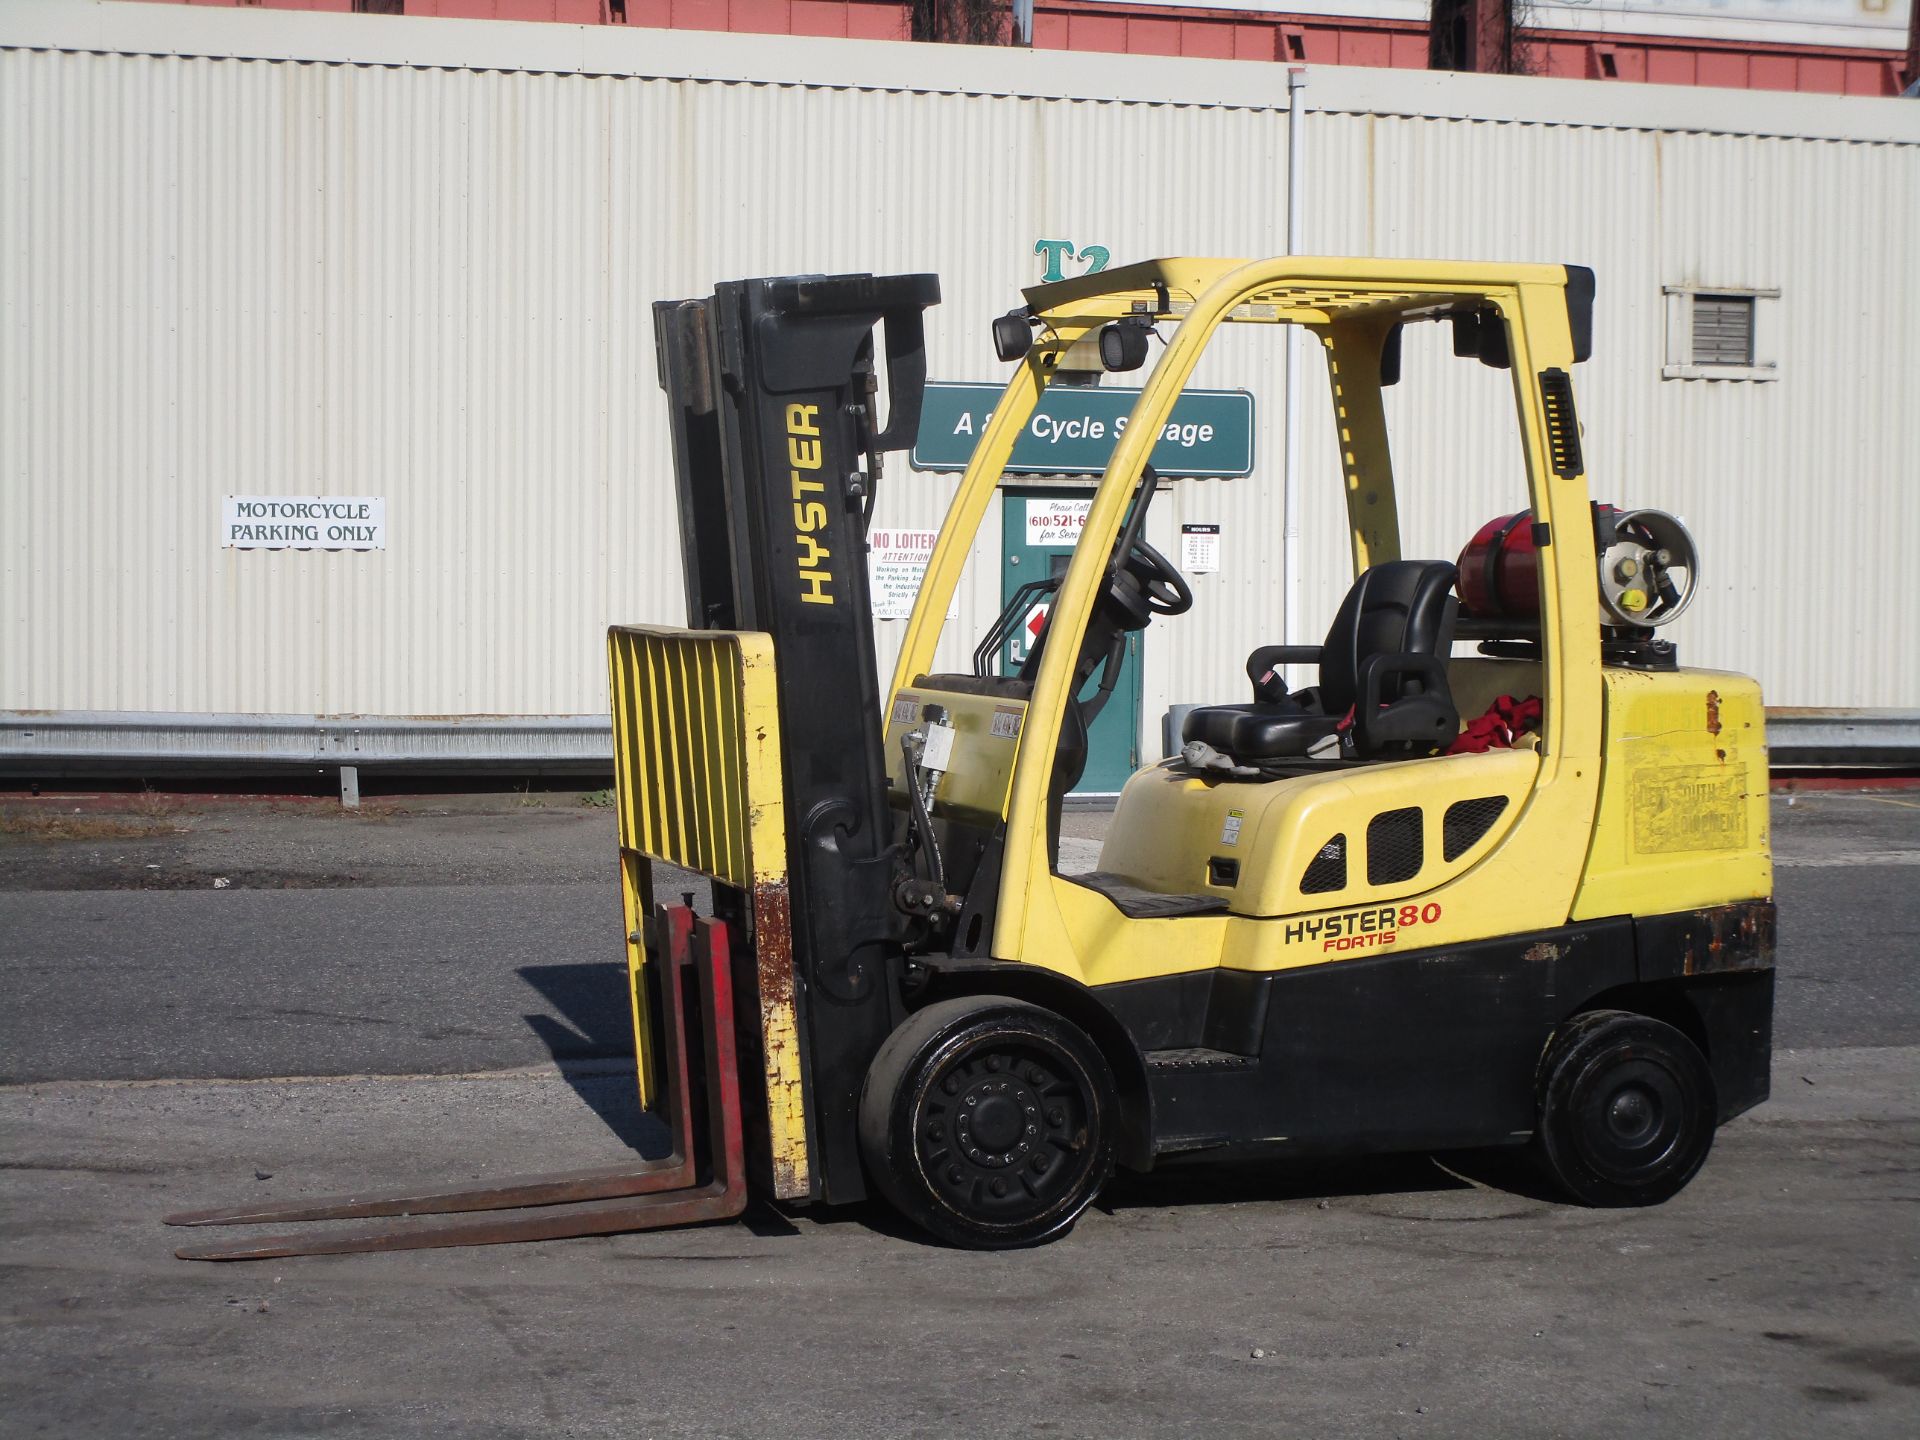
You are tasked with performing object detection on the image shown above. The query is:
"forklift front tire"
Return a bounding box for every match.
[858,996,1118,1250]
[1535,1010,1717,1208]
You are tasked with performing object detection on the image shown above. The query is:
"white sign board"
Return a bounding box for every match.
[1026,497,1092,546]
[223,497,386,551]
[868,527,956,621]
[1181,523,1221,574]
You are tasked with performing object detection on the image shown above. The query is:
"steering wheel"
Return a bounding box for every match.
[1120,538,1194,617]
[1095,466,1193,629]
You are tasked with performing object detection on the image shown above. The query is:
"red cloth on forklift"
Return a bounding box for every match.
[1447,695,1543,755]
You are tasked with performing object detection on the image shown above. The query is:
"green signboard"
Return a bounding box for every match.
[910,382,1255,479]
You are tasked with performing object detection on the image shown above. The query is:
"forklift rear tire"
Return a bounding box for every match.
[858,996,1118,1250]
[1535,1010,1717,1208]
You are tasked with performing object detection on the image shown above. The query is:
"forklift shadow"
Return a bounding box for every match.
[515,963,667,1158]
[1099,1153,1467,1215]
[1101,1147,1563,1214]
[795,1151,1561,1249]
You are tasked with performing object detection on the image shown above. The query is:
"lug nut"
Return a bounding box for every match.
[1047,1108,1065,1126]
[990,1179,1009,1197]
[1032,1153,1051,1172]
[947,1167,964,1186]
[986,1055,1001,1073]
[943,1075,960,1095]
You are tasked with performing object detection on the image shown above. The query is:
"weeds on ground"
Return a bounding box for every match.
[579,789,615,809]
[0,810,177,842]
[130,785,179,820]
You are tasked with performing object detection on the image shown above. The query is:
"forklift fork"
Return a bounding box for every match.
[165,905,745,1260]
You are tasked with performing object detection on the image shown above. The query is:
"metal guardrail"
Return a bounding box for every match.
[1162,705,1918,770]
[2,707,1917,782]
[0,711,615,779]
[1764,709,1920,767]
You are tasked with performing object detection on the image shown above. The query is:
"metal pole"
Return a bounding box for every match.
[1283,66,1308,654]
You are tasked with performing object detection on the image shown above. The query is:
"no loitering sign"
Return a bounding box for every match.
[223,496,386,551]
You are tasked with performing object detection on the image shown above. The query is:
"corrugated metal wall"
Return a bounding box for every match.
[3,1,1917,738]
[1297,107,1920,709]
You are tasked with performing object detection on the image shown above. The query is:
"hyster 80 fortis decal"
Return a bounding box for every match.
[1286,902,1445,953]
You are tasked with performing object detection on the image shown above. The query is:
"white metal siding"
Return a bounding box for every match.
[0,33,1294,716]
[1298,110,1920,709]
[3,1,1917,733]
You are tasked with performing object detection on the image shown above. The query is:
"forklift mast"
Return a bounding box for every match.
[651,274,940,1203]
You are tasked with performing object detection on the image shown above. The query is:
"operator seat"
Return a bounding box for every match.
[1182,560,1461,763]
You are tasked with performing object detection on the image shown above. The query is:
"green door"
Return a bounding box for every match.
[1000,490,1143,795]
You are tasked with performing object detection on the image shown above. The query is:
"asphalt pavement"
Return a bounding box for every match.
[2,792,1914,1084]
[1,787,1916,1438]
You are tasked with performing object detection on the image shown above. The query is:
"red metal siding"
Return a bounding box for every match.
[1847,58,1892,94]
[1532,27,1900,95]
[845,3,908,39]
[1068,15,1132,55]
[1645,48,1693,88]
[1180,22,1233,62]
[1752,53,1800,91]
[730,0,791,30]
[1128,16,1180,55]
[1333,28,1394,69]
[1031,5,1419,70]
[117,0,1907,96]
[1697,49,1751,89]
[672,0,739,31]
[1232,24,1275,62]
[400,1,605,16]
[791,0,852,36]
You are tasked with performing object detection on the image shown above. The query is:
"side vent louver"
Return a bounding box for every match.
[1538,368,1584,479]
[1443,796,1511,861]
[1367,808,1424,885]
[1301,834,1347,894]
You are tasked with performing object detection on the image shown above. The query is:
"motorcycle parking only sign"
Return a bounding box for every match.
[223,497,386,551]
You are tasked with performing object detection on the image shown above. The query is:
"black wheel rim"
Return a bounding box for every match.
[913,1033,1099,1230]
[1573,1055,1689,1183]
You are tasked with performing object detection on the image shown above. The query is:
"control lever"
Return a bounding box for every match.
[894,705,962,919]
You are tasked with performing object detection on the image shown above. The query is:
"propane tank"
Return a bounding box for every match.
[1456,513,1541,619]
[1456,506,1700,629]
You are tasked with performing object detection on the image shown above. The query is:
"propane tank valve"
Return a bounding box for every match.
[1594,506,1699,629]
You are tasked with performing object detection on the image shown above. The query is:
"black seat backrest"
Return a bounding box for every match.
[1318,560,1459,715]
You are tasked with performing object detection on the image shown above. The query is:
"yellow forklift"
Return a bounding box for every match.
[170,258,1774,1259]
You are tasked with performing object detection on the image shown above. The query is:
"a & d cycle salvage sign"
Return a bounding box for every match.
[910,382,1254,479]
